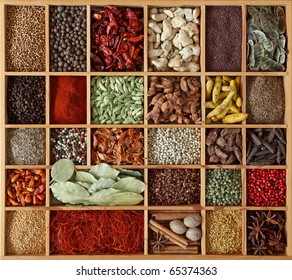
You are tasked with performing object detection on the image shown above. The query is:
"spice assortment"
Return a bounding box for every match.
[206,6,242,72]
[6,210,46,255]
[148,169,200,205]
[148,7,200,72]
[206,169,242,206]
[91,76,144,124]
[247,6,286,71]
[7,76,46,124]
[1,1,291,260]
[92,128,144,165]
[247,211,286,255]
[246,76,285,124]
[206,210,242,254]
[206,128,242,164]
[148,128,201,164]
[50,210,144,255]
[149,212,201,254]
[50,128,87,165]
[247,169,286,206]
[6,128,46,165]
[6,6,46,72]
[246,128,286,165]
[205,76,247,124]
[50,6,87,72]
[50,160,145,206]
[6,169,46,206]
[147,76,201,124]
[91,6,144,71]
[50,76,87,124]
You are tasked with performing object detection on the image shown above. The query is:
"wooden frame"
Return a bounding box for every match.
[0,0,291,260]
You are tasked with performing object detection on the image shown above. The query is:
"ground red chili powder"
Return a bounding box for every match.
[50,76,86,124]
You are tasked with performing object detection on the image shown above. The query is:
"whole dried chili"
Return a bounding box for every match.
[91,5,144,71]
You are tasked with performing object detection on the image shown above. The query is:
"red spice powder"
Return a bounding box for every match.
[50,76,86,124]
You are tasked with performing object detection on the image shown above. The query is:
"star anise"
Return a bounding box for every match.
[263,211,278,225]
[248,219,268,241]
[250,211,265,223]
[249,239,272,255]
[267,231,286,252]
[150,234,168,251]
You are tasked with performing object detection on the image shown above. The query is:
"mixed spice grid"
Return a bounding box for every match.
[0,1,291,258]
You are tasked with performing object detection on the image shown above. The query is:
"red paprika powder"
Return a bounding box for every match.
[50,76,87,124]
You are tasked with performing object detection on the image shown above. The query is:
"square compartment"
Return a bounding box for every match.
[148,6,201,72]
[91,76,144,124]
[49,5,87,72]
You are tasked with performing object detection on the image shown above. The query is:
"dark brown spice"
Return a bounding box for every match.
[148,169,200,205]
[206,6,242,72]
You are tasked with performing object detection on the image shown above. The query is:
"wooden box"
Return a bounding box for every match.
[0,0,291,259]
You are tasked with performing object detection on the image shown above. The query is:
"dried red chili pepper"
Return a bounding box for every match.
[91,6,144,71]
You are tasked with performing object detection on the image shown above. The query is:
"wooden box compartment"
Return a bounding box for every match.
[0,0,291,259]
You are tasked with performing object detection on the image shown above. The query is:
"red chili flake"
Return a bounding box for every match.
[91,6,144,71]
[247,169,286,206]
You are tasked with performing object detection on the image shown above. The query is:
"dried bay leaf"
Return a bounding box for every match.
[88,177,115,194]
[51,181,90,205]
[89,163,119,179]
[107,192,144,206]
[117,169,143,178]
[75,171,97,184]
[112,177,145,194]
[85,188,122,205]
[76,181,90,190]
[51,159,75,183]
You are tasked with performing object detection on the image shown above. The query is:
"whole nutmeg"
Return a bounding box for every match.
[184,213,202,228]
[186,227,202,241]
[169,219,187,234]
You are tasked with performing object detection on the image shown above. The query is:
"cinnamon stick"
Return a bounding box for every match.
[149,219,189,248]
[152,248,199,254]
[151,211,200,221]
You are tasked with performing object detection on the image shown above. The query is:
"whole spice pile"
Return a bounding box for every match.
[6,6,45,71]
[148,7,200,72]
[247,169,286,206]
[50,128,87,165]
[247,6,286,71]
[50,76,87,124]
[149,212,201,254]
[148,169,200,205]
[6,169,46,206]
[206,169,242,206]
[50,6,87,72]
[206,128,242,164]
[247,211,286,255]
[91,76,143,124]
[92,128,144,165]
[206,210,242,254]
[205,76,248,124]
[247,128,286,165]
[206,6,242,72]
[6,210,46,255]
[147,76,201,124]
[148,128,201,164]
[50,160,145,206]
[7,128,46,165]
[50,210,144,255]
[7,76,46,124]
[91,6,144,71]
[246,76,285,124]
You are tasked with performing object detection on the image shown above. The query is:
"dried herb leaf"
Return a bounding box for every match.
[253,30,273,52]
[88,178,115,194]
[89,163,119,179]
[85,188,122,205]
[51,181,90,204]
[112,177,145,194]
[51,159,75,182]
[107,192,144,205]
[76,181,90,189]
[118,169,143,178]
[75,171,97,184]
